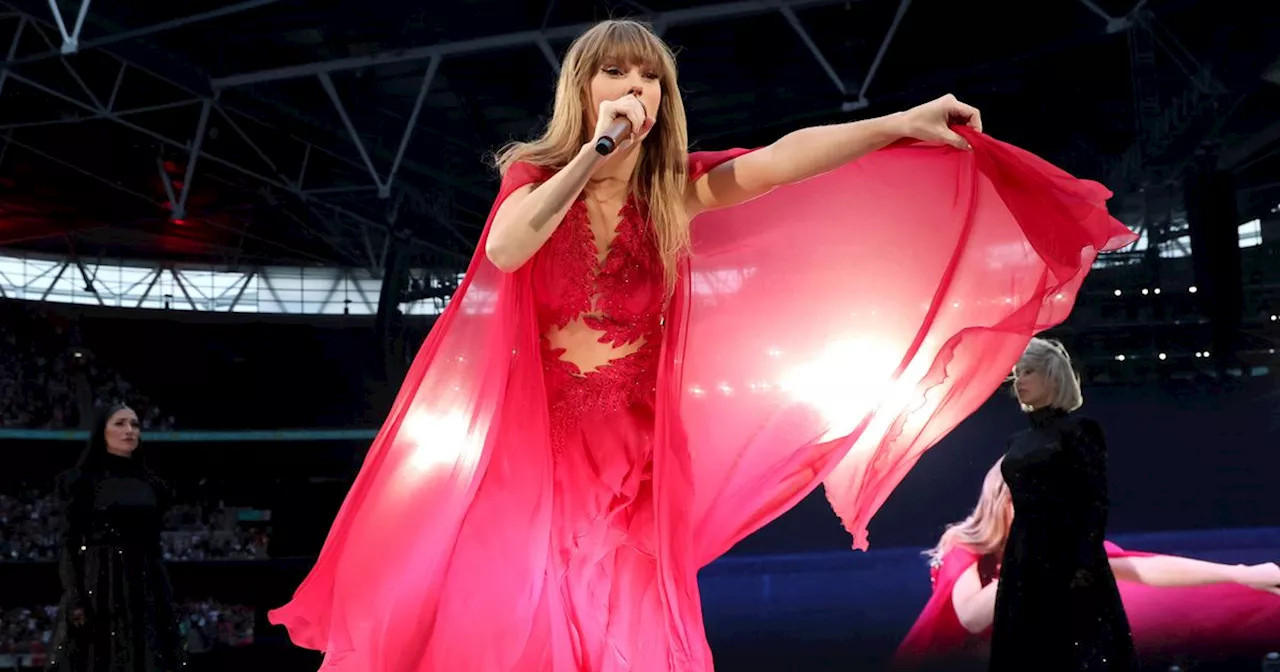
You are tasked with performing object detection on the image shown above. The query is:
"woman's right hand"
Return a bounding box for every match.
[592,94,654,152]
[71,605,86,627]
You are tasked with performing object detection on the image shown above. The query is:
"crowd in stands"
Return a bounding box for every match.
[163,502,271,561]
[179,599,257,651]
[0,300,174,431]
[0,600,255,666]
[0,484,270,563]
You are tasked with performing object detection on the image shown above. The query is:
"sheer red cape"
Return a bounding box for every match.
[268,128,1134,670]
[895,542,1280,666]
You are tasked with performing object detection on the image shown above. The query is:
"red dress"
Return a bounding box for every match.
[268,131,1135,671]
[894,546,992,668]
[895,543,1280,667]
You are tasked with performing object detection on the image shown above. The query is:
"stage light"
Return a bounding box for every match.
[1141,288,1149,296]
[1114,289,1122,296]
[1115,355,1126,362]
[1189,286,1198,293]
[1153,288,1161,295]
[1158,353,1167,360]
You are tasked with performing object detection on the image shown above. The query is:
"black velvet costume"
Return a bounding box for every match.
[989,407,1134,671]
[47,452,186,671]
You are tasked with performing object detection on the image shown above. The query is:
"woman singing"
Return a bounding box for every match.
[270,19,1136,671]
[47,404,186,671]
[895,458,1280,670]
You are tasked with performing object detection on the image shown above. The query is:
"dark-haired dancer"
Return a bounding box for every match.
[47,404,186,671]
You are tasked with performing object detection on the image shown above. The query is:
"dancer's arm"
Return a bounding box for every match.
[959,557,1280,633]
[951,564,1000,634]
[686,94,982,216]
[1111,555,1280,592]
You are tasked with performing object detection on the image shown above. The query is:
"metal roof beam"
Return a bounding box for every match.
[2,0,483,212]
[839,0,912,112]
[1218,118,1280,172]
[210,0,851,89]
[857,0,910,102]
[44,0,90,54]
[779,5,848,97]
[318,55,439,199]
[2,66,465,263]
[5,0,280,64]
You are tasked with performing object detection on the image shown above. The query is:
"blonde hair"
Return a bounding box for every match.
[925,458,1013,563]
[1013,337,1083,412]
[493,19,691,292]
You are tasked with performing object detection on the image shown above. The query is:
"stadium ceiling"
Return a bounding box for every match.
[0,0,1275,274]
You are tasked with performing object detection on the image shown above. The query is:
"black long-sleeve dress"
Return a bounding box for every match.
[47,454,187,671]
[989,407,1134,672]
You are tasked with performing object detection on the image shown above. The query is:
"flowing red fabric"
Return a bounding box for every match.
[894,542,1280,666]
[268,128,1133,671]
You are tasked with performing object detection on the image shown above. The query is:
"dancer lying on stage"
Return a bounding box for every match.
[895,457,1280,669]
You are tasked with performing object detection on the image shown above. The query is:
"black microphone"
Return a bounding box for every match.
[594,117,632,156]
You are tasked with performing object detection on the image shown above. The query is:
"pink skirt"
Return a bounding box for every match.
[547,400,670,671]
[411,396,681,672]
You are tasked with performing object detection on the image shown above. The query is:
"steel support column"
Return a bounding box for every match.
[45,0,89,53]
[0,15,24,96]
[779,5,847,97]
[1074,0,1132,33]
[855,0,911,105]
[319,56,439,199]
[536,38,560,73]
[174,99,213,220]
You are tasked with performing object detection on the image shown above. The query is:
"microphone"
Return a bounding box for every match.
[594,117,632,156]
[593,95,646,156]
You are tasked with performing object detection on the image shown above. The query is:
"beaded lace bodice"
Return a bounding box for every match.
[530,195,665,443]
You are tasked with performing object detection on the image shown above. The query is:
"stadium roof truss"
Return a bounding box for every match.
[0,0,1274,317]
[0,0,932,272]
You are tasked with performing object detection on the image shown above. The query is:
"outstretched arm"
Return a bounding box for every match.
[1111,555,1280,593]
[959,555,1280,636]
[685,94,982,217]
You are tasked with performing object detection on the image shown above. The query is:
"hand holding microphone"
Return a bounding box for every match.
[592,94,652,156]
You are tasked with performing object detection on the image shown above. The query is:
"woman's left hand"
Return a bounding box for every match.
[898,94,983,151]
